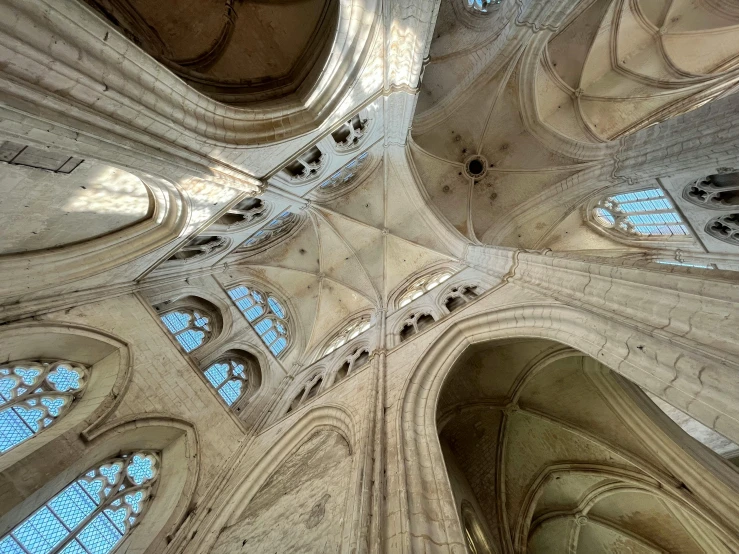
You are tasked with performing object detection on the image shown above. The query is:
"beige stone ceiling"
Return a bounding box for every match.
[438,339,733,553]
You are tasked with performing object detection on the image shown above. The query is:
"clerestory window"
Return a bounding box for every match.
[0,360,88,454]
[160,308,213,353]
[467,0,501,13]
[203,358,250,407]
[318,152,370,194]
[228,286,290,356]
[398,270,454,308]
[593,188,689,237]
[0,451,160,554]
[331,115,369,150]
[323,317,371,357]
[241,211,298,252]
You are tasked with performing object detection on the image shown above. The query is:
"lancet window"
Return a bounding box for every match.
[323,317,371,357]
[331,114,369,150]
[0,451,159,554]
[241,211,298,251]
[443,284,479,313]
[228,286,290,356]
[399,312,436,342]
[318,152,370,193]
[217,197,267,228]
[593,189,689,237]
[286,374,323,414]
[398,270,454,307]
[0,360,88,454]
[333,347,370,386]
[203,357,250,407]
[160,308,213,352]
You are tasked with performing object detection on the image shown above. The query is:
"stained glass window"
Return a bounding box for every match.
[241,211,298,252]
[203,359,249,406]
[0,451,159,554]
[0,360,88,454]
[593,188,689,237]
[398,270,454,308]
[161,309,212,353]
[467,0,501,13]
[323,317,371,356]
[228,286,289,357]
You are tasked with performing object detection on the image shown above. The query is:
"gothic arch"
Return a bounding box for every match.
[396,303,739,553]
[0,320,132,472]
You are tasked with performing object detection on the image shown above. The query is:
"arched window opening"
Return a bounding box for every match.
[168,236,226,262]
[283,146,324,182]
[444,285,479,313]
[241,211,298,251]
[684,171,739,209]
[323,316,371,357]
[593,189,689,237]
[706,213,739,246]
[286,391,303,414]
[0,140,84,174]
[400,313,436,342]
[286,374,323,415]
[467,0,501,13]
[218,197,267,228]
[335,362,350,384]
[398,270,454,308]
[305,378,322,401]
[228,286,290,356]
[160,308,213,353]
[203,358,250,407]
[318,152,370,193]
[331,114,369,150]
[333,347,370,386]
[0,451,160,554]
[0,360,88,454]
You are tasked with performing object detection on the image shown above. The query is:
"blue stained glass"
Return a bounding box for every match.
[251,291,263,302]
[161,312,190,334]
[0,536,24,554]
[14,368,41,386]
[255,318,273,335]
[218,380,242,406]
[47,367,82,392]
[78,478,103,502]
[99,464,122,485]
[0,378,16,402]
[192,313,209,330]
[235,297,255,312]
[40,397,66,417]
[276,323,286,334]
[14,507,68,554]
[232,363,245,377]
[104,508,127,533]
[205,363,229,388]
[262,329,278,345]
[58,540,87,554]
[176,330,205,352]
[49,483,97,530]
[268,297,285,318]
[228,286,249,300]
[15,405,44,432]
[271,338,287,356]
[244,304,264,322]
[77,513,122,554]
[127,455,154,485]
[124,491,144,514]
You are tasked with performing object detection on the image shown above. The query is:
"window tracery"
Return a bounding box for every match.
[228,286,290,356]
[203,358,250,407]
[317,151,370,194]
[683,171,739,209]
[443,284,479,313]
[323,316,371,357]
[399,312,436,342]
[333,347,370,386]
[160,308,213,352]
[217,197,268,229]
[592,189,689,237]
[0,451,159,554]
[467,0,501,13]
[286,374,323,414]
[241,211,299,252]
[283,146,325,182]
[0,360,88,454]
[706,213,739,246]
[168,235,227,262]
[331,114,370,151]
[398,270,454,307]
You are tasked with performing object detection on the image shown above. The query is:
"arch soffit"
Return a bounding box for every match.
[0,172,189,298]
[26,0,381,146]
[395,302,739,552]
[0,320,133,467]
